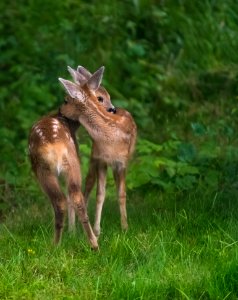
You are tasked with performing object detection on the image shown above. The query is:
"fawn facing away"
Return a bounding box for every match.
[66,66,137,237]
[28,66,115,249]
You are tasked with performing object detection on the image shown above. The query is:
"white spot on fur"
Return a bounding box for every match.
[35,128,44,138]
[35,128,41,134]
[52,119,59,124]
[32,123,39,130]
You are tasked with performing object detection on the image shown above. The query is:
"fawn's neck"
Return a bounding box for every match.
[57,109,80,134]
[56,109,80,153]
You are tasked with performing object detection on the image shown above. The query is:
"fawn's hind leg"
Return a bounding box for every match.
[67,195,76,233]
[65,159,98,250]
[37,170,67,245]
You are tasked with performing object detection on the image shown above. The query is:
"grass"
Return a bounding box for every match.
[0,186,238,299]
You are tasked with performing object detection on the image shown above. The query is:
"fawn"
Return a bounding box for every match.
[28,66,115,249]
[67,66,137,237]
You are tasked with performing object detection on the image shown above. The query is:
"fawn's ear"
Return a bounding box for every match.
[58,78,86,102]
[77,66,92,80]
[67,66,85,84]
[87,66,105,91]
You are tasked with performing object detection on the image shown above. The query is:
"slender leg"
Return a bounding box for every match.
[37,171,67,245]
[67,196,75,233]
[84,158,97,206]
[113,164,128,230]
[94,162,107,237]
[66,161,98,250]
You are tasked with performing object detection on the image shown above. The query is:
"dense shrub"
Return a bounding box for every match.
[1,0,238,193]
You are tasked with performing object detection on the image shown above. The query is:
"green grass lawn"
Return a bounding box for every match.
[0,187,238,299]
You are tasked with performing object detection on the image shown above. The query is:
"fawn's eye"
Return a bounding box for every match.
[64,98,68,104]
[97,96,104,102]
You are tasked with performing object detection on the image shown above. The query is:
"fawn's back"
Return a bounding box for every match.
[29,114,79,177]
[27,66,112,249]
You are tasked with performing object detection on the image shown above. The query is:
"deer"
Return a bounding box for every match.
[65,66,137,238]
[28,66,116,250]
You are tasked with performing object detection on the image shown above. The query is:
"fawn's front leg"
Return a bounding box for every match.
[113,164,128,230]
[94,161,107,237]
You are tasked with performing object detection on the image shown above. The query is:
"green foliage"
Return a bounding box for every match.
[1,0,238,188]
[131,127,237,192]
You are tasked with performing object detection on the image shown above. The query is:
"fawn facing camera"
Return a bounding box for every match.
[28,66,115,249]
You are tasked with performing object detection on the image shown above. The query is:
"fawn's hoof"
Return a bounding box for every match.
[91,245,99,251]
[91,242,99,251]
[121,222,128,231]
[90,237,99,251]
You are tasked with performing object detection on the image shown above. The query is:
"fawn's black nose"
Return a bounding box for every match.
[107,107,116,114]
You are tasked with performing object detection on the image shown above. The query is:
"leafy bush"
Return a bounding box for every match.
[1,0,238,197]
[128,118,238,193]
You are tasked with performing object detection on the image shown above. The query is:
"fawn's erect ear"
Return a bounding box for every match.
[58,78,86,102]
[77,66,92,80]
[67,66,85,84]
[87,66,105,91]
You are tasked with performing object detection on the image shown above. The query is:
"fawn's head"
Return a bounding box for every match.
[59,66,116,120]
[68,65,116,114]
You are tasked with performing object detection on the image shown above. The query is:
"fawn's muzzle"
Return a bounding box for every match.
[107,107,116,114]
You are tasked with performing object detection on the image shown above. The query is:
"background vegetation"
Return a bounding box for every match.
[1,0,238,299]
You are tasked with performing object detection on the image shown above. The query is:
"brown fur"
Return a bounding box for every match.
[64,66,137,237]
[83,106,137,236]
[29,112,98,249]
